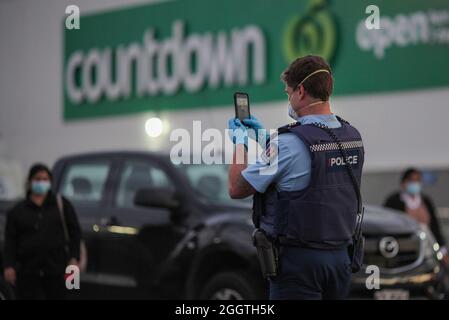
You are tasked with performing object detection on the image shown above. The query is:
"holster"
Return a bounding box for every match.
[348,233,365,273]
[252,192,265,228]
[252,229,279,278]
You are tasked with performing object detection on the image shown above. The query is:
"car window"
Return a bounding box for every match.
[60,161,111,206]
[116,160,173,208]
[177,163,250,205]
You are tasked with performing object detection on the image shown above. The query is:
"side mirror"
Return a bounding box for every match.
[134,188,179,209]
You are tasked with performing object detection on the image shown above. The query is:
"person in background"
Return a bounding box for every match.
[384,168,448,264]
[3,163,81,299]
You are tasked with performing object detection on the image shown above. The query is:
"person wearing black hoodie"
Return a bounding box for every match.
[384,168,448,265]
[3,163,81,299]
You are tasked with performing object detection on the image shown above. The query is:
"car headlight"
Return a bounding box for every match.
[419,225,443,261]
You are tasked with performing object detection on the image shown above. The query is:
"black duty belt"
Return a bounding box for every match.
[278,236,349,250]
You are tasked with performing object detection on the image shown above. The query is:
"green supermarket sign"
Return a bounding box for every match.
[64,0,449,120]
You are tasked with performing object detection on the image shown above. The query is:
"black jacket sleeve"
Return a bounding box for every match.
[3,206,18,268]
[383,192,405,212]
[424,196,446,247]
[385,192,446,247]
[62,197,82,261]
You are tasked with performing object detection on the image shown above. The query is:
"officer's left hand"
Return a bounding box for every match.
[228,118,248,147]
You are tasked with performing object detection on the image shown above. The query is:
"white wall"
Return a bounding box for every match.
[1,0,449,183]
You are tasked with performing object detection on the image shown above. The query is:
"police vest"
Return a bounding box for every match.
[252,117,364,249]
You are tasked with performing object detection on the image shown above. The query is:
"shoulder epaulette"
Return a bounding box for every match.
[277,121,300,134]
[336,115,350,125]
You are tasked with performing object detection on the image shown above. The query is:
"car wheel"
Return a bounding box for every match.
[0,280,15,300]
[199,271,265,300]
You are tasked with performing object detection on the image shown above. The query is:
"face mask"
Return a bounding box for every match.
[288,100,327,120]
[406,182,421,195]
[288,102,298,120]
[31,180,51,195]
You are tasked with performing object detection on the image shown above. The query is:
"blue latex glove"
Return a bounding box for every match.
[228,118,248,147]
[242,115,270,145]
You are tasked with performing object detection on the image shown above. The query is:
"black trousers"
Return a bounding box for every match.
[16,272,66,300]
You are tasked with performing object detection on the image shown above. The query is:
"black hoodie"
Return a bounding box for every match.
[3,191,81,275]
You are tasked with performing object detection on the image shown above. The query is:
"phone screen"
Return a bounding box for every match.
[234,92,250,121]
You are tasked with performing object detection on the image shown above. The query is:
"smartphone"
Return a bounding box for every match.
[234,92,250,121]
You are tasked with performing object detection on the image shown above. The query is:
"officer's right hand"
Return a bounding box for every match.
[242,115,269,145]
[242,115,265,130]
[4,267,16,285]
[228,118,248,147]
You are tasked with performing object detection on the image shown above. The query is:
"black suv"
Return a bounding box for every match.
[0,151,446,299]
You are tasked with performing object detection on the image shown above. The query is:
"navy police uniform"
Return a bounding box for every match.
[242,114,364,299]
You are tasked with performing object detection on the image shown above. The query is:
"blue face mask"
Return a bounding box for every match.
[406,182,421,195]
[31,180,51,195]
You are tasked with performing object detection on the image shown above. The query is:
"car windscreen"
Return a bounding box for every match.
[176,163,251,206]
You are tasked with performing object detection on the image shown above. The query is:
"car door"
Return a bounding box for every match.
[95,157,187,298]
[56,158,116,298]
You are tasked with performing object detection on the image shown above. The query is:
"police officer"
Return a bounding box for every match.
[228,55,365,299]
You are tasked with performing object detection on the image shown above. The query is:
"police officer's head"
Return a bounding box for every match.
[281,55,333,118]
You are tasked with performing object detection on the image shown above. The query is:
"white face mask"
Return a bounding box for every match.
[288,100,327,120]
[287,102,299,120]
